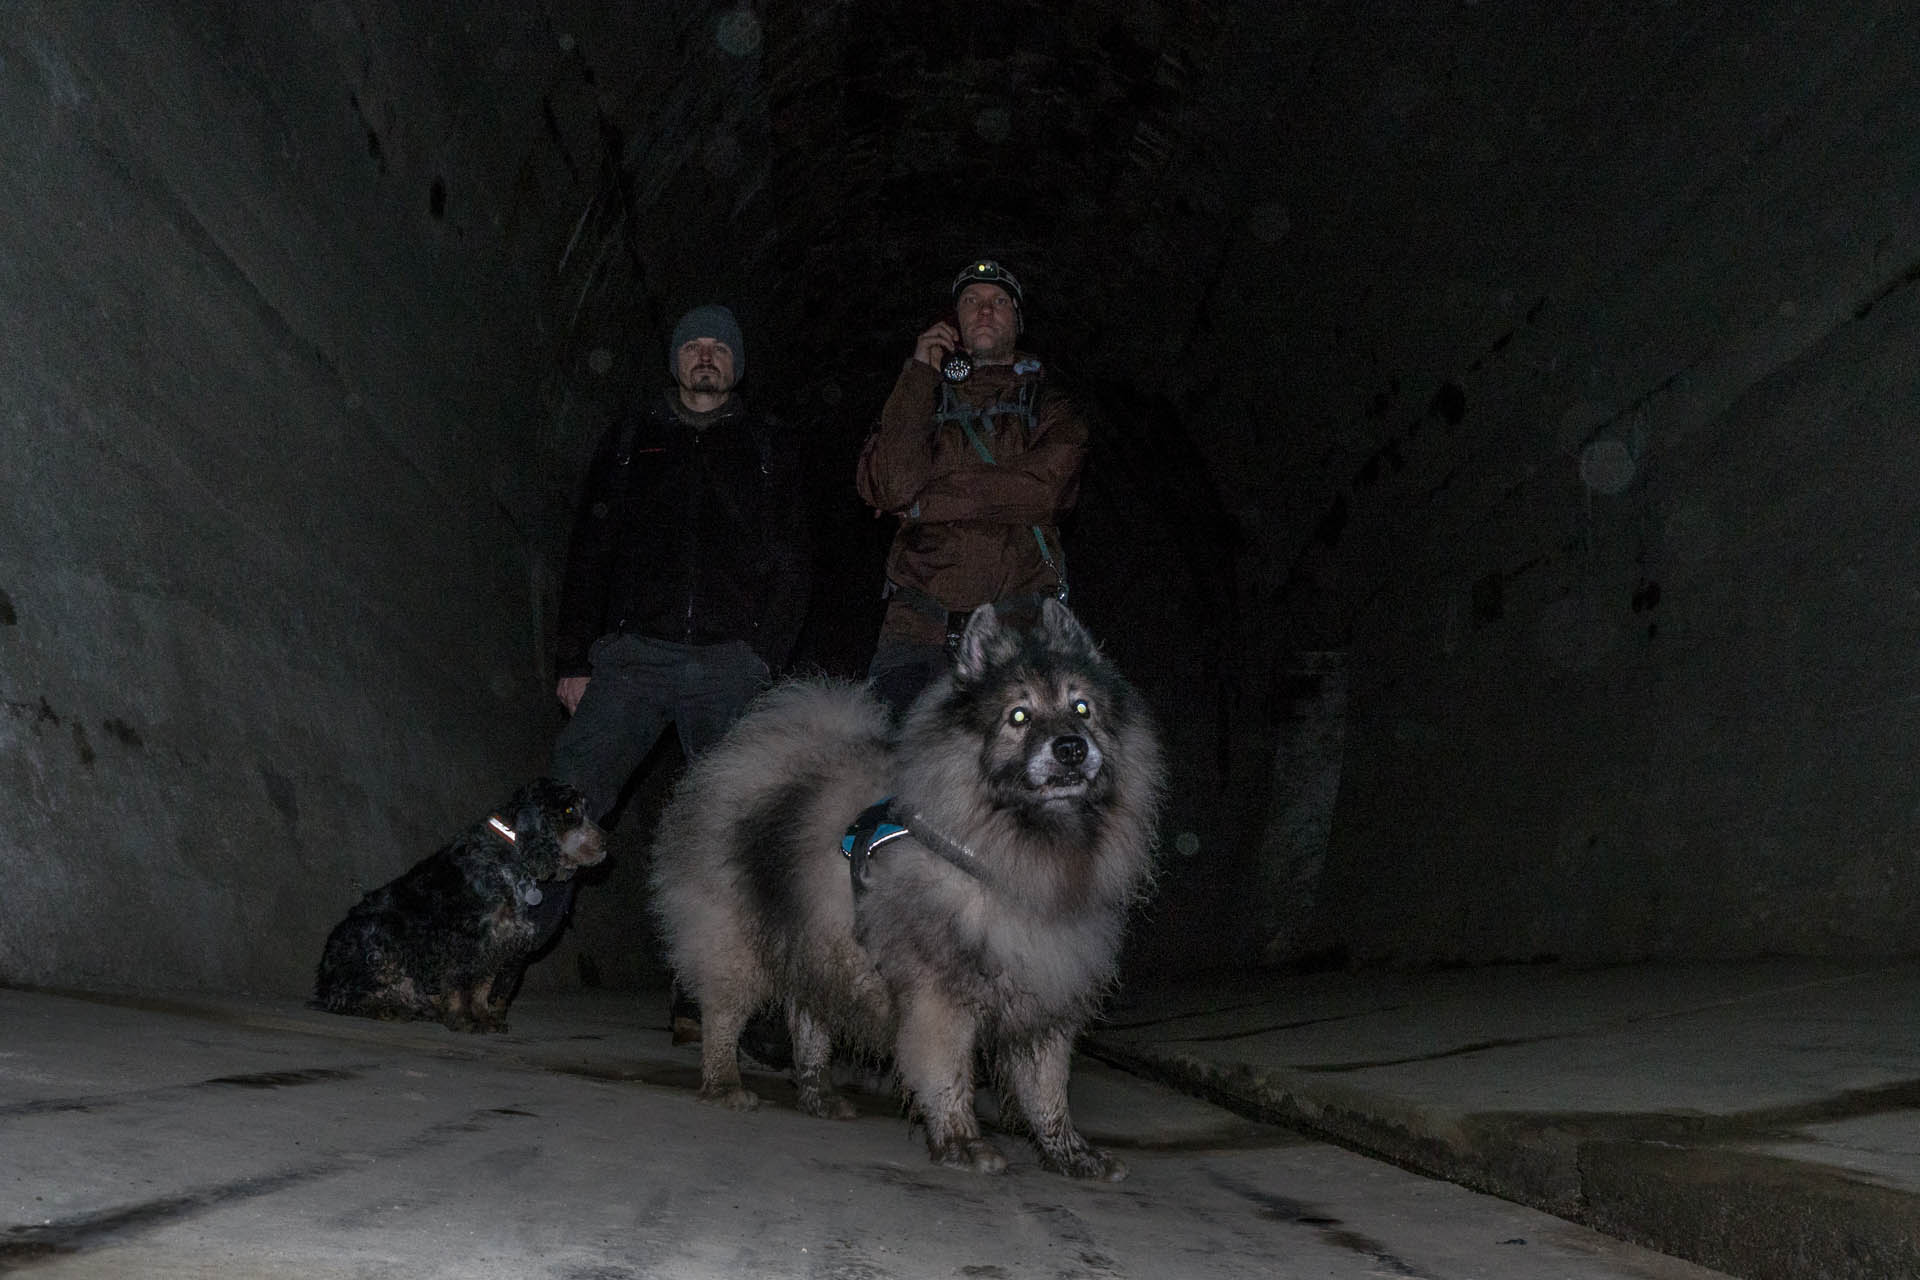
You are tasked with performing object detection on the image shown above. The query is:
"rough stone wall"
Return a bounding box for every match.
[0,2,561,994]
[1277,3,1920,965]
[1307,277,1920,965]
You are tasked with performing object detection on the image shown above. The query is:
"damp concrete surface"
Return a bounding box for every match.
[0,975,1763,1280]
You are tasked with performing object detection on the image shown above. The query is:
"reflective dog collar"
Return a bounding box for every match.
[484,816,545,905]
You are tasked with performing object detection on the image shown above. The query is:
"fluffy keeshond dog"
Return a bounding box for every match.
[649,599,1163,1180]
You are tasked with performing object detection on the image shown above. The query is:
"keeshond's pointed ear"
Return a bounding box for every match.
[1040,597,1100,662]
[954,604,1012,684]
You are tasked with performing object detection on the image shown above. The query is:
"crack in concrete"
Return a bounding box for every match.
[0,1101,539,1269]
[1205,1169,1434,1278]
[0,1161,341,1270]
[0,1065,372,1121]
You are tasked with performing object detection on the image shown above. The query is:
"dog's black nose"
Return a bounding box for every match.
[1052,735,1088,767]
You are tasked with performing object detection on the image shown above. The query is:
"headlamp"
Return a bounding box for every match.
[951,260,1023,309]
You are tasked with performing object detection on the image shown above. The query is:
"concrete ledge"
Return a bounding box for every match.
[1085,1041,1920,1280]
[1579,1142,1920,1280]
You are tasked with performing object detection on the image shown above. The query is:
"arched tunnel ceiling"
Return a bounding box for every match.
[518,0,1858,659]
[559,0,1269,373]
[532,1,1305,498]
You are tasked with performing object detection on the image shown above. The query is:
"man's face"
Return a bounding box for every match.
[675,338,737,396]
[955,283,1018,361]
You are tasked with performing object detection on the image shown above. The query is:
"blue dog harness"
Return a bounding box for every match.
[841,797,994,894]
[840,798,912,893]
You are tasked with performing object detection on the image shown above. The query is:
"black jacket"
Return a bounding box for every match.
[554,391,810,677]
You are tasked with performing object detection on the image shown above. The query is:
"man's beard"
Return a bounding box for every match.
[966,332,1014,362]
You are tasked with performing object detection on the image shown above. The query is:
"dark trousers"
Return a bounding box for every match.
[551,633,769,823]
[865,589,1052,718]
[866,635,948,719]
[533,633,767,950]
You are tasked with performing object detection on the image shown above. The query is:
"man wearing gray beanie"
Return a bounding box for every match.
[553,300,807,804]
[668,304,746,385]
[542,304,811,1042]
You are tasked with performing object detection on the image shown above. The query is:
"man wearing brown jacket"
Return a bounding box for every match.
[856,259,1090,714]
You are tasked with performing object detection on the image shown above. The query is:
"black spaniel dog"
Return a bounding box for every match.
[313,778,605,1032]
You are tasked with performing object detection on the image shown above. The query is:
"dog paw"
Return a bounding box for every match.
[697,1084,761,1112]
[796,1088,858,1121]
[1044,1146,1128,1182]
[930,1137,1007,1175]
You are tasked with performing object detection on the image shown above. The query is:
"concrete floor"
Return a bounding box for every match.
[1090,958,1920,1280]
[0,985,1734,1280]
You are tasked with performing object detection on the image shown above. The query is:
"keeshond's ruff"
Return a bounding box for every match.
[313,778,606,1032]
[650,600,1163,1179]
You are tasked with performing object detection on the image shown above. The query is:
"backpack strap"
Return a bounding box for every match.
[614,404,772,496]
[745,416,775,479]
[587,413,645,521]
[933,380,1064,591]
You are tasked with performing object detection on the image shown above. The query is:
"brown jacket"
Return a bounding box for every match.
[857,355,1088,629]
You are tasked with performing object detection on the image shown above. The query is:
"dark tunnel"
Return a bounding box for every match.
[11,6,1920,1276]
[5,1,1920,1005]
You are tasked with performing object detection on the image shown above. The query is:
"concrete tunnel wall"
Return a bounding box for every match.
[3,2,1919,1000]
[0,4,559,994]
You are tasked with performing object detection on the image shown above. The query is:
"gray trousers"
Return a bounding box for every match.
[551,632,769,823]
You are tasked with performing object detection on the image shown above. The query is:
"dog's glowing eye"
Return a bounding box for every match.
[1009,707,1030,726]
[1073,699,1090,719]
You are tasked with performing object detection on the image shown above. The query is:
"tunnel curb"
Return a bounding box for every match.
[1082,1040,1920,1280]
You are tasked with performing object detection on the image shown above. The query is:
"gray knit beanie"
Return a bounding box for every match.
[668,304,745,381]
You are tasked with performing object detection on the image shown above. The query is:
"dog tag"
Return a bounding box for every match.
[523,885,543,906]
